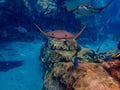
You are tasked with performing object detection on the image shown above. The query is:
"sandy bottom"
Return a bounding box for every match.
[0,40,44,90]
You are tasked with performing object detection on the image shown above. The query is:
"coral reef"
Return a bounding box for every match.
[40,38,120,90]
[94,50,114,62]
[40,38,95,63]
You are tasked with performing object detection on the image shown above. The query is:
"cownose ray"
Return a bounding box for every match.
[34,23,88,39]
[64,0,95,7]
[67,0,112,16]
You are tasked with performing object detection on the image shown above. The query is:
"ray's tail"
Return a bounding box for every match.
[34,23,47,35]
[75,23,88,39]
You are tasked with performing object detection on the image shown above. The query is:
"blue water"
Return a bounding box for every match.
[0,0,120,90]
[0,41,44,90]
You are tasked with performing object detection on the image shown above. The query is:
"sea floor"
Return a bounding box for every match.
[0,36,117,90]
[0,40,44,90]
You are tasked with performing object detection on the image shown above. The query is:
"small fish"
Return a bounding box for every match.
[74,56,78,68]
[112,52,120,60]
[96,44,102,53]
[96,46,101,53]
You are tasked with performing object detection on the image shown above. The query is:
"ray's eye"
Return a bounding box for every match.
[65,34,67,37]
[51,33,54,36]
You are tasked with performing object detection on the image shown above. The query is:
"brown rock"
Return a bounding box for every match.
[41,39,120,90]
[103,59,120,83]
[72,63,120,90]
[43,62,120,90]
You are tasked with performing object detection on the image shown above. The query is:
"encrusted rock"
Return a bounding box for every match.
[43,62,120,90]
[103,59,120,83]
[94,50,114,62]
[46,38,81,50]
[40,38,95,63]
[40,37,120,90]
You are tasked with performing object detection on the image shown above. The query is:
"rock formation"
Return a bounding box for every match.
[103,59,120,83]
[40,38,120,90]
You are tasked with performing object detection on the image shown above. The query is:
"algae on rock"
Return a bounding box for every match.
[39,38,97,89]
[40,38,95,63]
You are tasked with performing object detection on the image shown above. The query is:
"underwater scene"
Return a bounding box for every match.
[0,0,120,90]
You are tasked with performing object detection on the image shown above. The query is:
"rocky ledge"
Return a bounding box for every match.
[40,38,120,90]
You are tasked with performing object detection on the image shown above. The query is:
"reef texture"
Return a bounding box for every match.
[40,38,95,63]
[95,50,114,62]
[103,59,120,83]
[40,39,120,90]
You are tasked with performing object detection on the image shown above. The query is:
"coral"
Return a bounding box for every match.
[43,62,120,90]
[40,38,120,90]
[40,38,120,89]
[94,50,114,62]
[77,47,95,62]
[40,38,95,63]
[71,63,120,90]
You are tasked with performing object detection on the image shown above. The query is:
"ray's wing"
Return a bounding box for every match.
[65,0,94,12]
[92,0,112,12]
[34,23,47,36]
